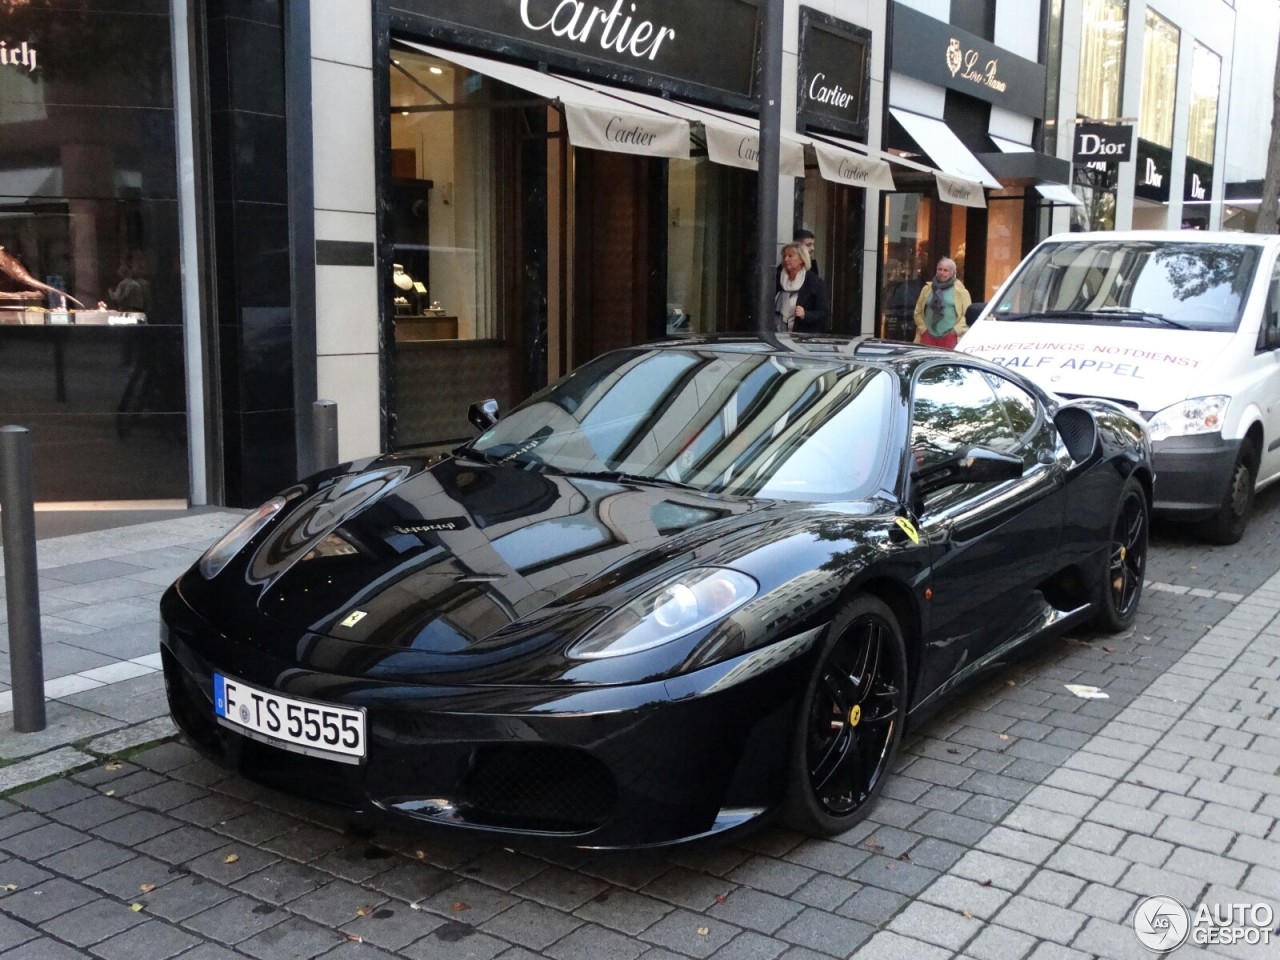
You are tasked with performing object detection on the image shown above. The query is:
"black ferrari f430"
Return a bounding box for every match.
[161,337,1152,848]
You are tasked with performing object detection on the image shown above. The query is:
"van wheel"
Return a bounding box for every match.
[1197,438,1257,545]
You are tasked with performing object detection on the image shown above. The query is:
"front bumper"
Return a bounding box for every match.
[160,584,817,848]
[1150,433,1239,520]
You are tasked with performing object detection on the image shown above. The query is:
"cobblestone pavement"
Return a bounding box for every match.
[0,496,1276,959]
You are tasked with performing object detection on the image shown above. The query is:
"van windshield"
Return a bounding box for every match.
[990,240,1261,332]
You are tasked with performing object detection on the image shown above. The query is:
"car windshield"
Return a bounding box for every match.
[467,346,896,502]
[990,240,1261,332]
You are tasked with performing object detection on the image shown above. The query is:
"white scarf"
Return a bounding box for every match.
[775,267,806,330]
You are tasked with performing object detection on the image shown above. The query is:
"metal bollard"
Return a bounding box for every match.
[311,400,338,475]
[0,426,46,732]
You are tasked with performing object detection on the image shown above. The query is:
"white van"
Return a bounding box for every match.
[960,230,1280,544]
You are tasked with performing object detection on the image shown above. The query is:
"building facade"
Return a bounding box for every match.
[0,0,1274,507]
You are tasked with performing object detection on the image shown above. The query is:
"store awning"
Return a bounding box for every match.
[808,134,896,191]
[889,107,1000,206]
[985,136,1082,206]
[552,73,806,177]
[399,41,691,160]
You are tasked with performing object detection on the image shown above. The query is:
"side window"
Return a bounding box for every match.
[910,364,1020,469]
[1261,263,1280,352]
[982,371,1039,439]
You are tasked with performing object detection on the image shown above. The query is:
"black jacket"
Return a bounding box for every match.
[776,269,830,333]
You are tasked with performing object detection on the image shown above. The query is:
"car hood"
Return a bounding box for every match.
[960,320,1234,411]
[215,455,803,654]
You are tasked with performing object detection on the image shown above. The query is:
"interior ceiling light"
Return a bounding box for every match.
[429,66,444,75]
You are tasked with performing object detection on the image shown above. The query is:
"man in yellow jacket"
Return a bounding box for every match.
[913,257,971,347]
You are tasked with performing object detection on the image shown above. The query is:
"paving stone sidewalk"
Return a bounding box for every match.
[0,509,1272,958]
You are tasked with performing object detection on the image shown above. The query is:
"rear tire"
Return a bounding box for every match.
[1092,476,1148,633]
[783,595,908,836]
[1197,438,1257,546]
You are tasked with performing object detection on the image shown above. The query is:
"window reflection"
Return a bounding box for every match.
[1139,10,1180,149]
[910,365,1018,468]
[474,347,895,501]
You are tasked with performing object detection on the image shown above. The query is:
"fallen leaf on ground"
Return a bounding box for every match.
[409,901,422,911]
[222,854,239,864]
[696,927,710,936]
[139,883,156,894]
[1005,680,1016,686]
[1103,646,1115,653]
[130,903,144,912]
[451,901,470,912]
[415,850,425,860]
[961,909,974,919]
[104,790,115,797]
[714,894,728,904]
[2,884,17,892]
[979,879,993,887]
[356,905,374,917]
[897,852,911,862]
[946,748,961,754]
[105,762,122,771]
[998,734,1010,741]
[346,934,363,943]
[864,836,884,852]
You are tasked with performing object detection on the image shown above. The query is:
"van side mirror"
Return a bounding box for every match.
[468,399,500,432]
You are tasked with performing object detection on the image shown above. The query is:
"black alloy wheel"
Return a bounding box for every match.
[785,595,908,835]
[1093,475,1148,633]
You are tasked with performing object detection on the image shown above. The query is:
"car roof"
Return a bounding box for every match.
[1040,229,1280,249]
[647,334,1020,378]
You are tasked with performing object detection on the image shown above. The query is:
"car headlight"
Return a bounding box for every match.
[199,497,288,579]
[568,567,758,659]
[1147,396,1229,442]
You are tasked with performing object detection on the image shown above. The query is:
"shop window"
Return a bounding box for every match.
[1077,0,1127,122]
[879,193,933,341]
[1188,44,1221,163]
[388,48,517,342]
[665,157,753,335]
[1138,10,1180,149]
[986,191,1024,300]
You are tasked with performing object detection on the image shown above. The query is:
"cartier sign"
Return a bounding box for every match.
[890,2,1045,118]
[1073,122,1133,163]
[392,0,760,99]
[798,7,870,137]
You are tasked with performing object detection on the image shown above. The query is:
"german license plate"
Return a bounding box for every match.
[213,673,365,764]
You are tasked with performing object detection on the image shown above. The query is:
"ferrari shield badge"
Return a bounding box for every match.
[339,611,368,628]
[894,516,921,545]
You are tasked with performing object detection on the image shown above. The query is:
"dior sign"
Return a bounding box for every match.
[0,40,38,73]
[519,0,676,61]
[1073,122,1134,163]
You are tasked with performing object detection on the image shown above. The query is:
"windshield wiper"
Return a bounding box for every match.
[1093,307,1191,329]
[571,470,701,491]
[992,308,1190,329]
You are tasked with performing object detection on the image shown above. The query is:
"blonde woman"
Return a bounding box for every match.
[774,243,829,332]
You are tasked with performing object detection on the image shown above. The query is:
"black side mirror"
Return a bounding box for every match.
[965,301,986,325]
[912,446,1023,496]
[467,399,500,432]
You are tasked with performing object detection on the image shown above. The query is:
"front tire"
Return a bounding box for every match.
[783,595,908,836]
[1196,438,1257,545]
[1092,476,1148,633]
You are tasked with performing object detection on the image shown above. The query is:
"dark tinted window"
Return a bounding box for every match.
[910,365,1018,467]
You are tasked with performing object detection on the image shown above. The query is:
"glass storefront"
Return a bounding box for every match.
[879,193,933,341]
[1073,0,1128,228]
[1188,43,1221,164]
[0,0,188,501]
[1139,10,1180,149]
